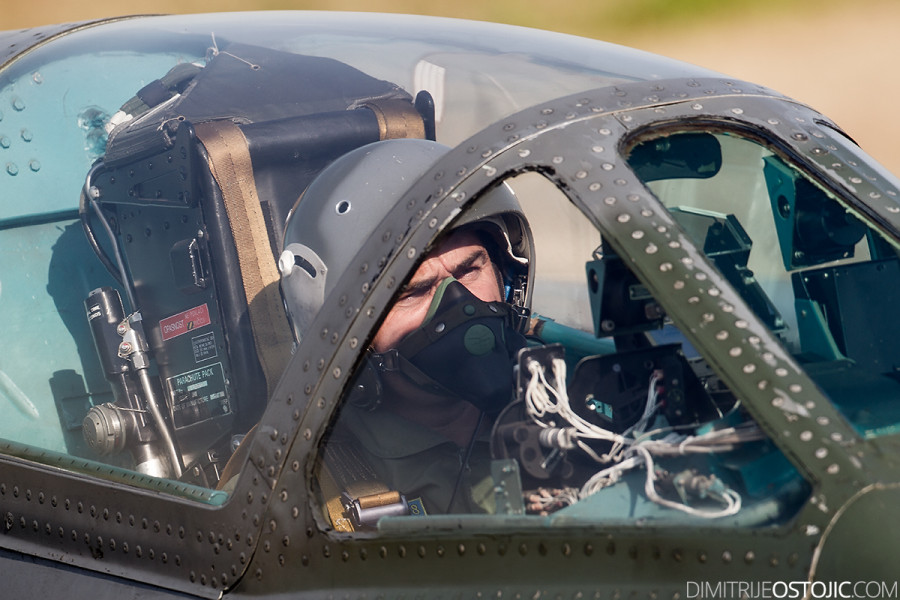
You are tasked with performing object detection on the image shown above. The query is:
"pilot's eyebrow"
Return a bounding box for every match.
[399,247,488,297]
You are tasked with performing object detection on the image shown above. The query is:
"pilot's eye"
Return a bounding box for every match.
[395,283,431,305]
[454,255,490,283]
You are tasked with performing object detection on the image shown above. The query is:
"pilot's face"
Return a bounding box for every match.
[371,229,503,352]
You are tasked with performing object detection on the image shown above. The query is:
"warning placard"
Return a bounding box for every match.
[191,331,218,363]
[160,304,211,341]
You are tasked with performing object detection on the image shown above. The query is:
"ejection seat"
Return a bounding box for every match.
[82,42,433,485]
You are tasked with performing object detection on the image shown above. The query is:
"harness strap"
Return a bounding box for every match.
[194,121,293,397]
[361,98,426,141]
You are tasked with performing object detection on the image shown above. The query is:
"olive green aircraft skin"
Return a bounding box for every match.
[1,11,899,600]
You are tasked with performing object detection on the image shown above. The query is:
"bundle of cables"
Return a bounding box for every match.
[522,356,761,518]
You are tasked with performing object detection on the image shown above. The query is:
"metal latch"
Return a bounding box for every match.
[342,490,409,528]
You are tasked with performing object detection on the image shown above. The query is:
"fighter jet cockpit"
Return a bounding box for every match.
[307,132,833,530]
[3,12,899,544]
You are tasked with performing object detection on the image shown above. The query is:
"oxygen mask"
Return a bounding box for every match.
[366,277,528,414]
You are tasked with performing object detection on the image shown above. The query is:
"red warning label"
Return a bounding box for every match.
[160,304,211,342]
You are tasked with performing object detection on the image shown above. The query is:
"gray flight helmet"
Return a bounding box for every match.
[278,138,533,343]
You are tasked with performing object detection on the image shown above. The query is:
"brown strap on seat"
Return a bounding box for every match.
[362,98,426,141]
[194,121,293,397]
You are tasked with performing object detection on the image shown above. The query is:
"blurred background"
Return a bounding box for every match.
[5,0,898,175]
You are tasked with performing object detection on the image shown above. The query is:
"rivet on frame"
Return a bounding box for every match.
[303,429,312,440]
[659,262,673,273]
[406,248,416,259]
[692,103,703,111]
[589,182,602,192]
[722,551,732,563]
[518,149,531,158]
[742,364,756,374]
[617,214,630,223]
[815,448,828,459]
[645,243,658,255]
[604,196,616,205]
[673,281,685,290]
[775,367,789,377]
[800,431,813,442]
[575,170,588,179]
[552,156,563,164]
[729,347,742,357]
[827,464,840,475]
[598,128,611,135]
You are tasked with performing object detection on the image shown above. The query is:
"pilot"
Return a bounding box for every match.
[279,138,534,520]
